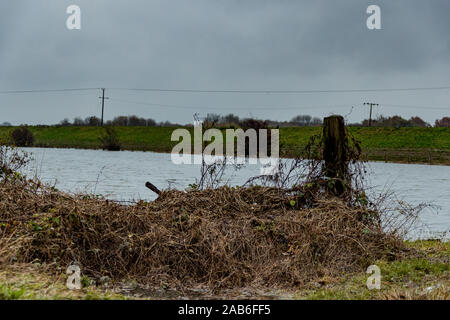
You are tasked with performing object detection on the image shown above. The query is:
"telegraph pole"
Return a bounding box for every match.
[363,102,379,127]
[99,88,109,126]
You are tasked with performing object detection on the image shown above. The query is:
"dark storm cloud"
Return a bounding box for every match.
[0,0,449,125]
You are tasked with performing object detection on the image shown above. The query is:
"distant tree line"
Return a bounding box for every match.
[57,115,179,127]
[55,114,450,128]
[3,114,449,128]
[202,113,323,128]
[54,113,324,128]
[352,115,441,128]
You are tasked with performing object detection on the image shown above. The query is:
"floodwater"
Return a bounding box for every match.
[21,147,449,240]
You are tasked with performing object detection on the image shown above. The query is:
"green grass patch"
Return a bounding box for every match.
[298,240,450,300]
[1,126,450,164]
[0,266,129,300]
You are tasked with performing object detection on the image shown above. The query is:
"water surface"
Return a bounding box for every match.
[22,147,449,239]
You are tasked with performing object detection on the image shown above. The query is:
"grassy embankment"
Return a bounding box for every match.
[1,126,450,164]
[1,240,448,300]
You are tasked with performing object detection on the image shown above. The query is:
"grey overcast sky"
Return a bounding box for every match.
[0,0,449,125]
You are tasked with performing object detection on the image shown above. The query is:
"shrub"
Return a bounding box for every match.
[99,127,121,151]
[10,127,35,147]
[435,117,450,127]
[0,183,406,289]
[0,144,30,179]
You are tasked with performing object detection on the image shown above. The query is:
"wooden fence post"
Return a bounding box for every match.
[145,182,161,195]
[323,115,347,195]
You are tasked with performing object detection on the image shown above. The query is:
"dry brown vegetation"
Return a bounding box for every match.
[0,175,408,291]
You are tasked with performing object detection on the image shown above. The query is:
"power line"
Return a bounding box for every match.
[109,85,450,94]
[1,84,450,95]
[1,85,450,95]
[108,97,353,110]
[0,88,100,94]
[0,86,449,121]
[380,103,450,110]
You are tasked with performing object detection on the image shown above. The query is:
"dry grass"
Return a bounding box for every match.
[0,177,407,291]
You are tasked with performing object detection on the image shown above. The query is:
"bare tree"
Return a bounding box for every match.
[59,118,71,126]
[85,116,101,126]
[73,117,85,126]
[291,115,312,126]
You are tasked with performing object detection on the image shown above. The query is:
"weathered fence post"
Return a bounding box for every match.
[323,115,347,195]
[145,181,161,195]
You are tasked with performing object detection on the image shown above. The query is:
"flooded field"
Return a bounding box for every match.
[22,147,449,239]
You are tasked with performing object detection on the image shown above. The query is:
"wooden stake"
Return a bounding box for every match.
[323,115,347,195]
[145,182,161,195]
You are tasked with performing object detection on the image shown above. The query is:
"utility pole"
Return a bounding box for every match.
[363,102,379,127]
[99,88,109,126]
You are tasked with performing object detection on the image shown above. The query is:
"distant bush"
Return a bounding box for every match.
[99,127,121,151]
[220,114,240,126]
[240,118,269,130]
[110,115,158,127]
[73,117,85,126]
[204,113,221,125]
[362,115,429,128]
[435,117,450,127]
[10,127,35,147]
[59,118,71,126]
[85,116,101,126]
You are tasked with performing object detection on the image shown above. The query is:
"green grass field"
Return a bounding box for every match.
[1,126,450,164]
